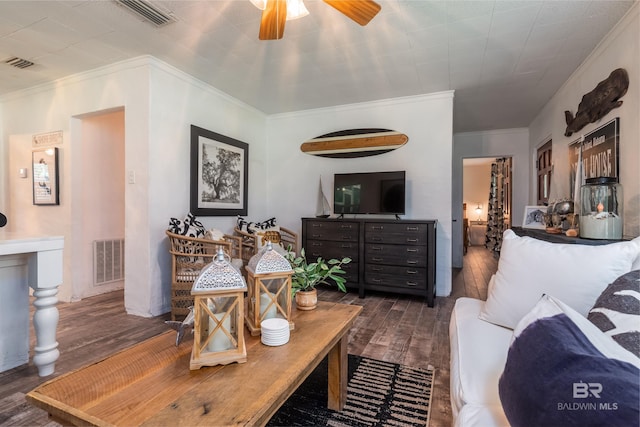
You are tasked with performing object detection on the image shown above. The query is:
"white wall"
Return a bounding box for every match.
[266,92,455,297]
[143,62,268,316]
[529,3,639,239]
[452,128,530,267]
[0,56,268,316]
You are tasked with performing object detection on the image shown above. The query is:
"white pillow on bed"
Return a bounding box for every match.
[478,229,640,329]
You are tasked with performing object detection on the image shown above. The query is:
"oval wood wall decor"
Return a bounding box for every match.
[300,128,408,158]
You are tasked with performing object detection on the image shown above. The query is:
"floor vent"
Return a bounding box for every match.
[94,239,125,286]
[5,57,35,69]
[114,0,176,27]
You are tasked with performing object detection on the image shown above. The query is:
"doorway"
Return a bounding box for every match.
[71,108,125,300]
[457,157,512,266]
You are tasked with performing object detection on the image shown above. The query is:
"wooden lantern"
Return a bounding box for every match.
[245,242,294,336]
[190,249,247,370]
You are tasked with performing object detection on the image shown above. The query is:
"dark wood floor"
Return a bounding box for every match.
[0,245,497,427]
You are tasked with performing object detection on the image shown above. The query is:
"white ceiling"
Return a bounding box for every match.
[0,0,634,132]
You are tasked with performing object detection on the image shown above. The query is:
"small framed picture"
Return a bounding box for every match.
[522,205,546,229]
[32,147,60,205]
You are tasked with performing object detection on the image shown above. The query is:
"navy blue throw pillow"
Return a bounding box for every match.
[499,295,639,427]
[588,270,640,357]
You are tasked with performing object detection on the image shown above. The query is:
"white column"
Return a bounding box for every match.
[1,234,64,376]
[28,248,63,376]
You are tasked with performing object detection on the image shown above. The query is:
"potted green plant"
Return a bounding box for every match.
[285,248,351,310]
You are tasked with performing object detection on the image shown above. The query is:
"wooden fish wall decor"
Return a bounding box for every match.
[564,68,628,137]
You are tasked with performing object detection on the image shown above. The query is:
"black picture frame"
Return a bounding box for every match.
[32,147,60,205]
[568,117,620,200]
[190,125,248,216]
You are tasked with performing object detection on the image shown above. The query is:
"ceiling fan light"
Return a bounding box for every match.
[250,0,266,11]
[286,0,309,20]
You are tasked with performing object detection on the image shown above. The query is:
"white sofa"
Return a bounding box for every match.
[449,230,640,427]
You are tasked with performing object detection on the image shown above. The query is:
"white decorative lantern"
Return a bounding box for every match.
[190,249,247,370]
[245,242,294,336]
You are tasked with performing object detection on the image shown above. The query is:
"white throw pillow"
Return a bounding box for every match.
[479,229,640,329]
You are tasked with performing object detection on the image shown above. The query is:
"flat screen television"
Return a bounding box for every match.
[334,171,406,215]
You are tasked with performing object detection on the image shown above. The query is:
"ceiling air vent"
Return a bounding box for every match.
[5,57,34,69]
[114,0,176,27]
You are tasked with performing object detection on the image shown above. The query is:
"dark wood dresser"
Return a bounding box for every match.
[302,218,437,306]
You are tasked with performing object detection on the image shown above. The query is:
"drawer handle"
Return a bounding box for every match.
[372,257,383,262]
[341,244,353,248]
[406,248,418,253]
[406,226,419,231]
[372,267,383,271]
[341,225,352,229]
[371,226,384,230]
[371,237,383,242]
[371,246,383,251]
[407,270,418,274]
[406,281,418,287]
[406,238,419,243]
[407,260,418,265]
[312,242,322,246]
[312,224,322,228]
[312,234,322,238]
[371,278,382,283]
[311,252,322,257]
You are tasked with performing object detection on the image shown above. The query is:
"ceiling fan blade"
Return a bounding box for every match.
[323,0,381,26]
[259,0,287,40]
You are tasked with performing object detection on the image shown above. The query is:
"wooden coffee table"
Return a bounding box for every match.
[26,301,361,426]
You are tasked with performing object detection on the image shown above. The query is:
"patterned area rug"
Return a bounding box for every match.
[267,355,434,427]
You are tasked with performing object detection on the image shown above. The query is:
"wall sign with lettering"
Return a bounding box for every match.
[33,130,63,147]
[568,118,620,199]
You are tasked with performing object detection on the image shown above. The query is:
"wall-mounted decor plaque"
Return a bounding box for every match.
[300,128,408,158]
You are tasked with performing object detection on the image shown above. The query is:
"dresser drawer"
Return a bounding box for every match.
[304,240,359,262]
[305,220,359,242]
[364,244,426,267]
[364,264,427,290]
[365,222,429,245]
[338,262,359,283]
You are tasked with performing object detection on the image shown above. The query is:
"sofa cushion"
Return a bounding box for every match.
[588,270,640,358]
[237,216,276,234]
[479,229,640,329]
[168,213,206,238]
[499,295,640,427]
[450,297,512,414]
[455,404,510,427]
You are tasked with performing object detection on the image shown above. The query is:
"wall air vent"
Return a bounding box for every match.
[5,57,34,69]
[114,0,176,27]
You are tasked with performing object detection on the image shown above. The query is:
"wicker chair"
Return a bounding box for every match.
[233,226,298,267]
[166,230,242,320]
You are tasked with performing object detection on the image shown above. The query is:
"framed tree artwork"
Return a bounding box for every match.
[190,125,248,216]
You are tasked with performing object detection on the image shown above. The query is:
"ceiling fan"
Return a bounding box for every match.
[255,0,381,40]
